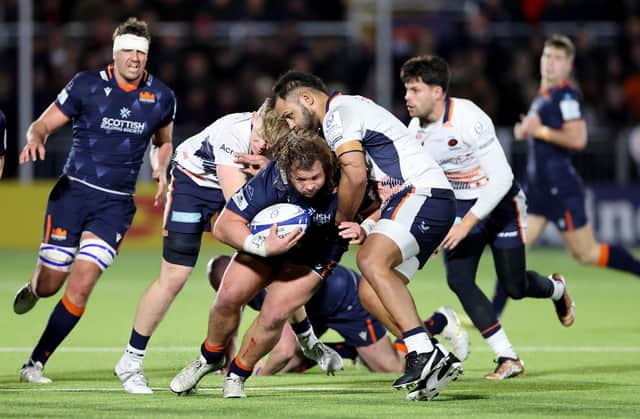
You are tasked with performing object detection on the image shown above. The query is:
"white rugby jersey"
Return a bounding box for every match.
[322,93,450,202]
[173,112,252,188]
[409,97,514,220]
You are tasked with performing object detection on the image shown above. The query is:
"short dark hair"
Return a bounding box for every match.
[272,70,329,100]
[113,17,151,41]
[544,34,575,60]
[276,130,336,190]
[400,55,450,93]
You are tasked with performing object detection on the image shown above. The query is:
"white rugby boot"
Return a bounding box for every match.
[20,361,52,384]
[114,354,153,394]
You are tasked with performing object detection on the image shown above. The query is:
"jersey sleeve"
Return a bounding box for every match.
[0,110,6,155]
[55,73,85,118]
[323,103,363,152]
[159,90,177,128]
[226,161,280,220]
[557,89,583,122]
[465,110,514,220]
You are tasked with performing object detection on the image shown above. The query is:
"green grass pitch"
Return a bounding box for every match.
[1,247,639,418]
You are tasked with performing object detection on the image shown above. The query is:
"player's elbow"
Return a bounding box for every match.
[572,134,587,151]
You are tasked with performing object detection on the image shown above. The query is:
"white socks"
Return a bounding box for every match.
[550,277,565,301]
[485,329,518,360]
[404,331,434,354]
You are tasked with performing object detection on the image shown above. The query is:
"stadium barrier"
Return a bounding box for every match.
[0,181,231,252]
[1,181,639,249]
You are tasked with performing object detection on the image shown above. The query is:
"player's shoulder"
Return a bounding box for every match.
[142,73,175,99]
[451,97,492,126]
[551,81,581,100]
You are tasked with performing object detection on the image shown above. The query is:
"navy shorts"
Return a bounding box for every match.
[455,184,527,249]
[379,187,456,268]
[164,165,226,234]
[42,176,135,250]
[526,175,587,232]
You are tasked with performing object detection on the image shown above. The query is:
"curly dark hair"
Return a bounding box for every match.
[276,130,336,190]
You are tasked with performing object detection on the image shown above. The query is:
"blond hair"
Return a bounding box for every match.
[545,34,575,60]
[255,98,291,156]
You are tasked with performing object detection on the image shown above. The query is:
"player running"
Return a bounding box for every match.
[13,18,176,384]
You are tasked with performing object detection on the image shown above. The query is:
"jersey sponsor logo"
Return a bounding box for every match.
[104,87,112,96]
[101,107,145,134]
[232,190,248,210]
[139,91,156,103]
[219,143,234,155]
[497,230,519,238]
[50,227,68,241]
[170,211,202,223]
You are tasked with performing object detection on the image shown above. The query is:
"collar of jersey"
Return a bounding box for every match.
[325,91,342,112]
[107,64,148,92]
[539,79,573,97]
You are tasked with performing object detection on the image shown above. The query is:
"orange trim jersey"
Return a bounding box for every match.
[409,97,514,220]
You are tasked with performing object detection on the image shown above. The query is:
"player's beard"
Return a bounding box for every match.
[300,106,322,134]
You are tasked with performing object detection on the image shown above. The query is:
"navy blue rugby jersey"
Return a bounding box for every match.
[0,110,6,155]
[227,160,339,247]
[55,65,176,194]
[527,81,583,185]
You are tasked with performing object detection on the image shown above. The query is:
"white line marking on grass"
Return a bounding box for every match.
[0,386,388,393]
[2,346,640,353]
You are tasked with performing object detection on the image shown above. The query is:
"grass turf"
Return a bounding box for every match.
[1,247,639,417]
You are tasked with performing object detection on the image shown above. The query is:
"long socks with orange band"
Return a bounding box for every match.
[27,294,84,366]
[599,244,640,276]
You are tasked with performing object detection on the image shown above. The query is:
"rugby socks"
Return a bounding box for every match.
[599,244,640,276]
[424,312,447,336]
[291,317,320,350]
[550,277,566,301]
[28,294,84,366]
[402,327,434,354]
[526,270,555,298]
[492,282,509,318]
[228,357,252,380]
[482,324,517,360]
[200,341,225,365]
[124,328,150,359]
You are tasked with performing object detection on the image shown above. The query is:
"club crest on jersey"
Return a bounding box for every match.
[448,138,458,147]
[50,227,68,241]
[139,91,156,103]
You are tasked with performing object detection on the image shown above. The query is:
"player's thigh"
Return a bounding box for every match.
[215,253,273,308]
[261,269,322,321]
[526,214,548,246]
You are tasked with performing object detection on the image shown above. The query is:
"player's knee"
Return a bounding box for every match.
[75,238,116,271]
[162,231,202,268]
[33,268,67,297]
[207,255,232,291]
[501,281,525,300]
[446,272,472,296]
[258,305,289,331]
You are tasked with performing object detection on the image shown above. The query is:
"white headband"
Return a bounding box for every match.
[113,34,149,54]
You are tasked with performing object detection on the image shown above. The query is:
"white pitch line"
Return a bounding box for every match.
[1,346,640,353]
[0,386,389,393]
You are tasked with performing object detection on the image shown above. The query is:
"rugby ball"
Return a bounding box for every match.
[250,203,310,240]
